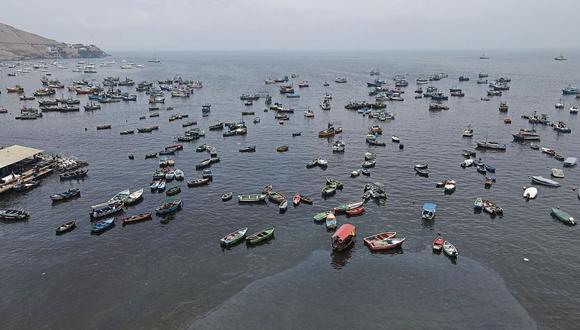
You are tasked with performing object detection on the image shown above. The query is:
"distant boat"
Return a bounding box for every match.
[529,175,560,187]
[479,53,490,60]
[554,54,567,61]
[246,226,275,245]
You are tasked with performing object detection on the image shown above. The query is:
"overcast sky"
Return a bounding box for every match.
[1,0,579,51]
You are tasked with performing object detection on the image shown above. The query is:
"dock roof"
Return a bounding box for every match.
[0,145,43,169]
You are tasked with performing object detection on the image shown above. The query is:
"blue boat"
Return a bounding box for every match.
[286,93,300,98]
[202,169,213,179]
[91,218,114,234]
[156,199,182,216]
[422,203,437,220]
[485,164,496,173]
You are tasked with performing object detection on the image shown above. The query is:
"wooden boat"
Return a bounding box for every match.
[334,201,364,213]
[166,186,181,196]
[59,169,88,180]
[331,224,356,251]
[363,231,397,250]
[174,169,185,181]
[155,199,182,215]
[313,211,330,222]
[483,200,503,216]
[279,200,288,212]
[121,212,152,225]
[50,188,80,201]
[276,145,289,152]
[551,207,575,225]
[55,220,76,234]
[362,160,376,168]
[202,169,213,179]
[90,202,123,219]
[523,187,538,200]
[530,175,560,187]
[268,191,286,204]
[238,194,267,203]
[414,165,429,177]
[321,185,337,197]
[346,206,365,217]
[246,226,275,245]
[222,192,233,201]
[292,132,302,137]
[220,227,248,246]
[187,178,210,187]
[96,124,112,130]
[196,159,212,170]
[461,159,474,168]
[551,168,565,178]
[433,236,445,251]
[145,153,158,159]
[443,241,458,258]
[124,188,144,205]
[366,237,405,251]
[300,196,313,204]
[293,194,301,206]
[0,208,29,220]
[422,203,437,220]
[541,147,555,156]
[239,145,256,153]
[306,159,319,168]
[120,130,134,135]
[484,177,494,188]
[325,213,337,230]
[91,218,114,234]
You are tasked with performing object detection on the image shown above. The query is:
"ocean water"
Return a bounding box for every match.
[0,50,579,329]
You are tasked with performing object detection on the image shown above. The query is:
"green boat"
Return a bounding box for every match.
[196,144,207,152]
[220,227,248,246]
[238,194,267,203]
[246,226,275,245]
[551,207,576,225]
[268,191,285,204]
[313,212,329,222]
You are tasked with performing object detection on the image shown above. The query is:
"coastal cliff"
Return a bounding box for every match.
[0,22,108,61]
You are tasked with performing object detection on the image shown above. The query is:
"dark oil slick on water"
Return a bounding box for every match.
[0,50,579,329]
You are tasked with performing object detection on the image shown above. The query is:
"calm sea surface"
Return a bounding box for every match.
[0,50,579,329]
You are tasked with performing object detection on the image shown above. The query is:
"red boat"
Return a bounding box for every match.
[433,236,445,251]
[331,224,356,251]
[363,231,397,249]
[346,206,365,217]
[292,194,301,206]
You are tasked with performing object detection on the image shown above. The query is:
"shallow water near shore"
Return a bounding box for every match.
[0,50,579,329]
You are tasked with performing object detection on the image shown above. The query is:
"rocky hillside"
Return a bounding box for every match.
[0,22,108,61]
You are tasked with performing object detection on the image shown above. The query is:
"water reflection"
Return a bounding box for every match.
[330,247,353,269]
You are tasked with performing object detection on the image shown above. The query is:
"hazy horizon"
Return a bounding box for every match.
[2,0,579,51]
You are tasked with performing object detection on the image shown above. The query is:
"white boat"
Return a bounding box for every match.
[317,159,328,167]
[529,176,560,187]
[351,169,361,177]
[443,241,458,258]
[523,187,538,200]
[125,188,144,205]
[571,106,579,114]
[551,168,565,178]
[279,200,288,212]
[157,180,166,191]
[564,157,577,167]
[150,180,160,190]
[165,171,175,180]
[391,135,400,143]
[461,159,474,168]
[174,169,185,180]
[108,189,130,203]
[463,126,474,137]
[444,183,456,193]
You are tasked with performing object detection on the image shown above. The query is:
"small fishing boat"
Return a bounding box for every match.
[90,202,123,219]
[300,196,313,204]
[108,189,130,203]
[220,227,248,246]
[268,191,286,204]
[321,185,337,197]
[541,147,555,156]
[461,159,474,168]
[551,207,575,225]
[166,186,181,196]
[366,236,405,251]
[55,220,76,234]
[317,159,328,167]
[551,168,565,178]
[361,169,370,176]
[346,206,365,217]
[279,200,288,212]
[391,135,400,143]
[306,159,319,168]
[433,236,445,251]
[59,169,88,180]
[121,213,152,225]
[443,241,458,258]
[145,153,158,159]
[293,194,301,206]
[155,199,182,216]
[196,159,212,170]
[363,232,397,250]
[414,165,429,177]
[362,160,376,168]
[187,178,210,187]
[523,187,538,200]
[530,176,560,187]
[124,188,144,205]
[325,213,337,230]
[331,224,356,251]
[483,200,503,216]
[564,157,577,167]
[222,192,233,201]
[50,188,80,201]
[174,169,185,181]
[422,203,437,220]
[246,226,275,245]
[313,211,330,222]
[238,194,267,203]
[463,126,474,137]
[276,145,289,152]
[0,208,29,221]
[91,218,114,234]
[485,165,496,173]
[444,182,456,193]
[239,145,256,153]
[150,180,161,190]
[474,198,483,210]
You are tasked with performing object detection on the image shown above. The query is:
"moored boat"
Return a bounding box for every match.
[55,220,76,234]
[221,192,233,201]
[220,227,248,246]
[551,207,575,225]
[422,203,437,220]
[530,175,560,187]
[50,188,80,201]
[91,218,114,234]
[121,212,152,225]
[238,194,267,203]
[433,236,445,251]
[246,226,275,245]
[187,178,210,187]
[325,213,337,230]
[331,224,356,251]
[0,209,29,221]
[155,199,182,216]
[443,241,458,258]
[363,231,397,251]
[523,187,538,200]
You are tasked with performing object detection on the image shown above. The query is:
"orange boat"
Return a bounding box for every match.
[433,236,445,251]
[292,194,301,206]
[363,231,397,249]
[331,223,356,251]
[121,212,152,225]
[345,206,365,217]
